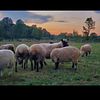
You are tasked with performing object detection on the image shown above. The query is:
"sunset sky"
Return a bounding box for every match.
[0,11,100,35]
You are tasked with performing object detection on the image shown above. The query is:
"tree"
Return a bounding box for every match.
[0,17,14,39]
[16,19,24,25]
[57,32,67,39]
[83,17,95,40]
[72,30,78,37]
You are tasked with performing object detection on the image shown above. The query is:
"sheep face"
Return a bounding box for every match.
[61,39,69,47]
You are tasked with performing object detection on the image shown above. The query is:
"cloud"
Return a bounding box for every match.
[54,20,68,23]
[0,11,54,24]
[26,12,53,24]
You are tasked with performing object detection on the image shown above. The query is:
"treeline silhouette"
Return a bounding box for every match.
[0,17,99,42]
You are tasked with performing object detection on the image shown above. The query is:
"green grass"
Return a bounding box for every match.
[0,40,100,85]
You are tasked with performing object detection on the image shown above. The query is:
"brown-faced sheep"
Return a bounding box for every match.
[29,39,69,72]
[15,44,29,72]
[0,50,15,77]
[50,46,80,70]
[0,44,15,53]
[80,44,92,57]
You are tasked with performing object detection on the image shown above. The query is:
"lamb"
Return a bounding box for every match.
[0,44,15,53]
[29,39,69,72]
[80,44,92,57]
[15,44,29,72]
[50,46,80,70]
[0,49,15,77]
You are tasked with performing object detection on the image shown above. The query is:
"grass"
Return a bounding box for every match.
[0,40,100,85]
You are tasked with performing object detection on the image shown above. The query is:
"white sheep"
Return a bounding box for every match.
[29,39,69,72]
[0,49,15,77]
[50,46,80,70]
[15,44,29,72]
[0,44,15,53]
[80,44,92,57]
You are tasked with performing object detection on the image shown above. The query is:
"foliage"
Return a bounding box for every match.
[0,17,99,42]
[82,17,95,40]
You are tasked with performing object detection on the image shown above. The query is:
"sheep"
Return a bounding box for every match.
[15,44,29,72]
[29,39,69,72]
[0,44,15,53]
[80,44,92,57]
[29,44,46,72]
[50,46,80,70]
[0,49,15,77]
[39,39,69,59]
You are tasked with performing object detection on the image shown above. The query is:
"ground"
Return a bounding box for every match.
[0,40,100,85]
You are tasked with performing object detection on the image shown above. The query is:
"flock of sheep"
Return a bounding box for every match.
[0,39,92,77]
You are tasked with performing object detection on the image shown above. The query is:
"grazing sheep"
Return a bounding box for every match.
[50,46,80,70]
[0,44,15,53]
[80,44,92,57]
[0,50,15,77]
[29,44,46,72]
[15,44,29,72]
[29,39,69,72]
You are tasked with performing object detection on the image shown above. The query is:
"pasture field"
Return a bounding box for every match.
[0,40,100,85]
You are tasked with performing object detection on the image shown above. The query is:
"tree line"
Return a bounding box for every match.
[0,17,99,42]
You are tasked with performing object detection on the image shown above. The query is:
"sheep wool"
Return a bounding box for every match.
[80,44,92,57]
[0,44,15,53]
[15,44,29,72]
[0,49,15,77]
[50,46,80,70]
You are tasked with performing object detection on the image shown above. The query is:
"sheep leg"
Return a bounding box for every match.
[36,62,39,72]
[72,62,74,69]
[24,59,28,69]
[23,61,26,69]
[55,62,59,70]
[0,70,3,77]
[88,51,91,55]
[21,60,23,68]
[30,59,33,71]
[44,61,47,65]
[40,61,43,69]
[74,63,77,70]
[34,60,36,69]
[15,61,17,72]
[86,52,88,56]
[72,62,77,70]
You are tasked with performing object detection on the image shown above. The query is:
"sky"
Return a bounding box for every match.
[0,11,100,35]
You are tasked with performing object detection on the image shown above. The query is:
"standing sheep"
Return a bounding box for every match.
[15,44,29,72]
[50,46,80,70]
[0,50,15,77]
[80,44,92,57]
[29,39,69,72]
[0,44,15,53]
[29,44,46,72]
